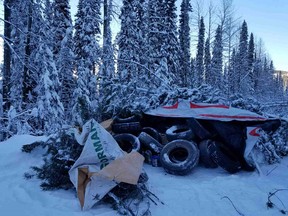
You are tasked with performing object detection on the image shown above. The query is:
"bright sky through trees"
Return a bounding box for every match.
[70,0,287,71]
[234,0,288,71]
[0,0,287,71]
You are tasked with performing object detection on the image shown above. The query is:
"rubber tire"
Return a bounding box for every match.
[166,125,195,142]
[112,121,142,134]
[142,127,162,143]
[209,141,242,174]
[198,140,218,168]
[114,115,140,123]
[186,118,213,140]
[113,133,141,153]
[160,139,199,176]
[138,132,163,154]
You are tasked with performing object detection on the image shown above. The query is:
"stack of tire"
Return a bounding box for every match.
[159,124,200,175]
[111,115,249,176]
[187,118,246,174]
[112,115,142,153]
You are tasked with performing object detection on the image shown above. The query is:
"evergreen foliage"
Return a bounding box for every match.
[248,33,255,91]
[22,130,83,190]
[179,0,192,87]
[204,38,211,85]
[162,0,180,84]
[117,0,141,83]
[236,20,250,96]
[195,17,205,87]
[255,121,288,164]
[210,25,223,90]
[52,0,75,119]
[72,0,102,125]
[1,0,287,165]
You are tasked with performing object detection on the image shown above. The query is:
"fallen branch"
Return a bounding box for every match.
[221,196,245,216]
[267,189,288,214]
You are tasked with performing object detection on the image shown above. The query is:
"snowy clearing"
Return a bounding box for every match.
[0,135,288,216]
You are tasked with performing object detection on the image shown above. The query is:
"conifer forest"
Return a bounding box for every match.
[0,0,287,140]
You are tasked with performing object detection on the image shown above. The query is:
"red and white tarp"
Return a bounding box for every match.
[145,100,267,122]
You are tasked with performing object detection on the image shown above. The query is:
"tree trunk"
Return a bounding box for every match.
[22,0,33,109]
[3,0,13,111]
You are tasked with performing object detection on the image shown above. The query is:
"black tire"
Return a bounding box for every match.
[142,127,162,143]
[114,115,140,123]
[112,121,142,134]
[160,140,199,175]
[209,141,242,174]
[198,140,218,168]
[138,132,163,154]
[166,125,195,142]
[113,133,141,153]
[186,118,213,140]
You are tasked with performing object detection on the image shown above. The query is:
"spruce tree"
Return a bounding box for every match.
[9,0,28,111]
[23,0,38,111]
[147,0,172,88]
[195,16,205,87]
[204,38,211,84]
[179,0,192,87]
[237,20,249,95]
[99,0,115,119]
[227,48,236,96]
[252,54,262,97]
[2,0,14,111]
[136,0,149,86]
[102,0,115,80]
[73,0,102,124]
[248,33,255,94]
[117,0,140,83]
[163,0,180,84]
[33,1,64,133]
[210,25,223,90]
[52,0,75,120]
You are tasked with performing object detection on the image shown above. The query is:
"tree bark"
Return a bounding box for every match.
[3,0,13,111]
[22,0,33,109]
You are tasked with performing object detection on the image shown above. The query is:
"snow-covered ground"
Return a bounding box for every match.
[1,135,288,216]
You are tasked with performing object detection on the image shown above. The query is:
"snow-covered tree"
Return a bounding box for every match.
[136,0,150,86]
[73,0,102,124]
[32,1,64,133]
[227,47,239,96]
[163,0,180,84]
[204,37,211,84]
[147,0,172,87]
[248,33,255,93]
[2,0,14,111]
[195,16,205,87]
[9,0,29,111]
[35,43,64,133]
[237,20,249,95]
[117,0,140,83]
[101,0,115,80]
[210,25,223,90]
[52,0,75,119]
[179,0,192,87]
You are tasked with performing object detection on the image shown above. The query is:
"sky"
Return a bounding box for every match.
[233,0,288,71]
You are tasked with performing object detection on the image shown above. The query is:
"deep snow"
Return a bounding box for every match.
[0,135,288,216]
